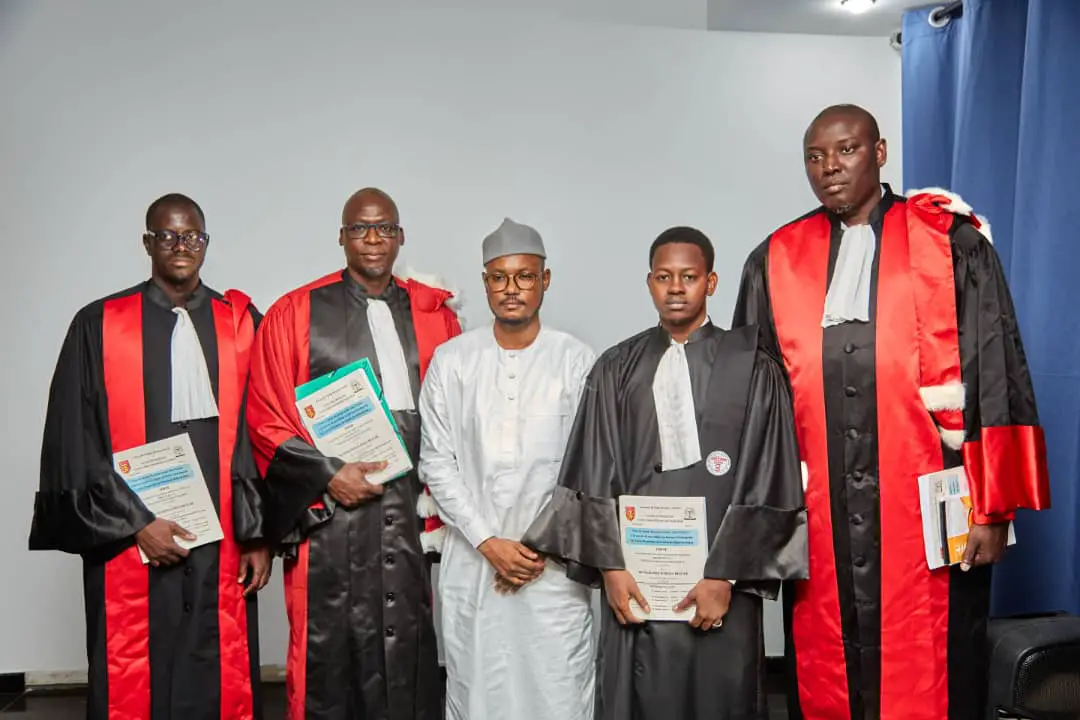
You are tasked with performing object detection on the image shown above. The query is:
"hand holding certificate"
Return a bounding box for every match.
[617,495,708,622]
[113,433,224,565]
[295,358,413,486]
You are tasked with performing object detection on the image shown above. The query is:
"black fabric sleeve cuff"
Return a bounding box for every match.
[704,505,808,583]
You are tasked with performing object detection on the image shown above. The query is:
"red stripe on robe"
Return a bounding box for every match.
[103,291,257,719]
[769,204,951,719]
[767,212,850,718]
[876,207,950,719]
[102,294,152,720]
[212,296,256,719]
[248,272,461,719]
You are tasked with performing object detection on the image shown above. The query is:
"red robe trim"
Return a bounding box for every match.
[769,196,1050,718]
[906,190,1051,522]
[101,289,256,720]
[248,270,460,719]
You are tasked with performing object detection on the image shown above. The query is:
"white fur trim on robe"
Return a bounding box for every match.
[919,382,966,412]
[905,186,994,245]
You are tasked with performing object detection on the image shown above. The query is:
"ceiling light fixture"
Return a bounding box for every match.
[840,0,877,13]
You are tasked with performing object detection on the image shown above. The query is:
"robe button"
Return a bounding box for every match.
[384,515,393,526]
[846,428,859,440]
[385,627,395,638]
[844,343,855,354]
[184,566,193,576]
[853,556,866,568]
[386,592,395,604]
[853,470,864,480]
[851,514,863,526]
[845,386,857,397]
[576,491,584,500]
[384,555,394,566]
[184,603,192,613]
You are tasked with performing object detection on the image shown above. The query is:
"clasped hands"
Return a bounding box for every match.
[479,538,546,594]
[602,569,732,631]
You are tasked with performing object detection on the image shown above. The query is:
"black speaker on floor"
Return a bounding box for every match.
[986,613,1080,719]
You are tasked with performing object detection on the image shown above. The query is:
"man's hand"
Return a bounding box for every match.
[961,521,1010,571]
[478,538,544,587]
[602,569,650,625]
[135,519,196,567]
[675,578,733,631]
[238,546,272,597]
[327,461,387,508]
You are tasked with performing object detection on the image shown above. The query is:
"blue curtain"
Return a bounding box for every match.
[902,0,1080,616]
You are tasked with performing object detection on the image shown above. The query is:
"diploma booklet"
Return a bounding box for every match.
[113,433,224,564]
[918,466,1016,571]
[294,358,413,485]
[618,495,708,622]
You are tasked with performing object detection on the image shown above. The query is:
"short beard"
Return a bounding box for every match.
[355,263,390,280]
[828,203,854,216]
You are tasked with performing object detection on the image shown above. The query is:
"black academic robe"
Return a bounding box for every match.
[523,322,808,720]
[28,281,266,720]
[732,185,1051,720]
[246,270,460,720]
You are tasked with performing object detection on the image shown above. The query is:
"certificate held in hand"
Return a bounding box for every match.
[113,433,224,564]
[295,358,413,485]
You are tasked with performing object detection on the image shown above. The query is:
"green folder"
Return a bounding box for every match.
[294,357,411,482]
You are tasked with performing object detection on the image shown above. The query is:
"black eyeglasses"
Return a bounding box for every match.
[484,271,540,292]
[343,223,401,240]
[145,230,210,252]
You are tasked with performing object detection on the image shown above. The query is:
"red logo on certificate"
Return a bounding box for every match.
[304,405,316,419]
[706,450,731,477]
[118,460,131,474]
[625,506,636,521]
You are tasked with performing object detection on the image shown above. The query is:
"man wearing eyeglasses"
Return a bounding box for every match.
[247,187,461,720]
[417,218,597,720]
[29,193,271,719]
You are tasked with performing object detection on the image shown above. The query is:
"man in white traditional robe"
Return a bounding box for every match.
[418,218,597,720]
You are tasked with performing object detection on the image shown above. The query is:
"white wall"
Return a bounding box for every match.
[0,0,901,676]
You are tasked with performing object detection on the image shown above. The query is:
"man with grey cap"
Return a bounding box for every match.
[418,218,597,720]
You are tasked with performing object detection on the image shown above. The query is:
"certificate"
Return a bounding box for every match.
[618,495,708,622]
[113,433,224,564]
[294,358,413,486]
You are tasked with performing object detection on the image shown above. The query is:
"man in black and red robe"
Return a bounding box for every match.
[29,193,271,720]
[732,104,1051,720]
[247,187,461,720]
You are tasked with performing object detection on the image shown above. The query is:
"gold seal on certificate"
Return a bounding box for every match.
[113,433,225,564]
[618,495,708,621]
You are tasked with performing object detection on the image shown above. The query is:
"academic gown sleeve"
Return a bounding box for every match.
[952,220,1051,522]
[731,240,781,357]
[231,306,269,546]
[247,298,341,546]
[703,347,808,597]
[521,351,625,588]
[28,308,155,556]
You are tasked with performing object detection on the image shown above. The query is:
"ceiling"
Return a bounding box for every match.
[707,0,937,36]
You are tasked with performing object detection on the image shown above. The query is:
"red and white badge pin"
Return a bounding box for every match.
[706,450,732,476]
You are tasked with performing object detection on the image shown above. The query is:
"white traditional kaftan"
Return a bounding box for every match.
[418,324,597,720]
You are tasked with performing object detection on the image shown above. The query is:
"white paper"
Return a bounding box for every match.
[917,465,1016,571]
[113,433,224,564]
[618,495,708,622]
[295,366,413,485]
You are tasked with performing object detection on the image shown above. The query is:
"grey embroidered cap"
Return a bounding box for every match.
[481,217,546,265]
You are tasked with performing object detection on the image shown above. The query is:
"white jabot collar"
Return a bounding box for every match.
[366,299,415,411]
[821,186,886,328]
[170,307,219,422]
